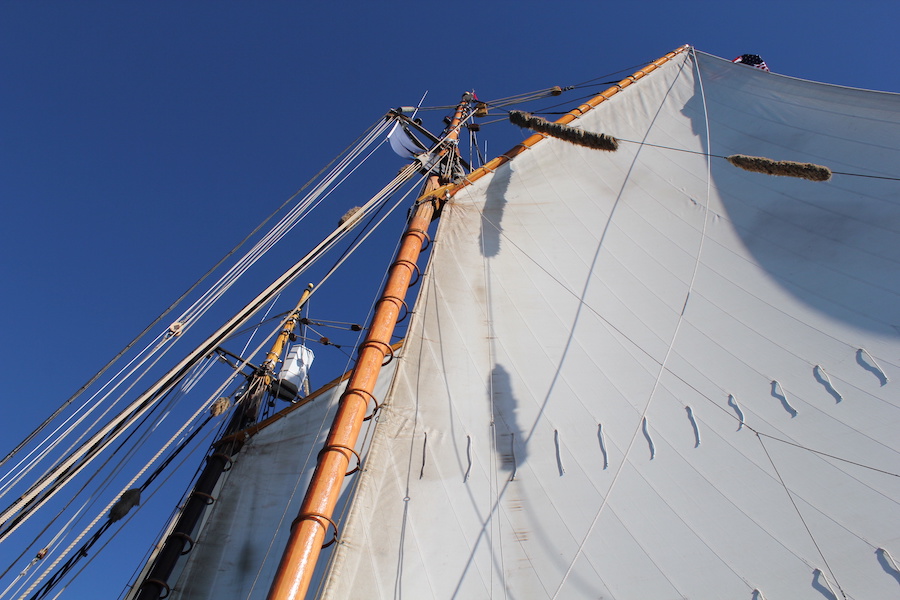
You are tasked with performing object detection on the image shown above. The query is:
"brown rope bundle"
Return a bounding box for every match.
[726,154,832,182]
[509,110,619,151]
[109,488,141,522]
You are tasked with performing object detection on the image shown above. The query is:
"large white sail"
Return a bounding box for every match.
[162,360,398,599]
[321,49,900,599]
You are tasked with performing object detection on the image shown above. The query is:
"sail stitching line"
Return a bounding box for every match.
[671,366,900,547]
[666,52,872,595]
[660,356,900,483]
[429,195,555,599]
[550,51,698,600]
[467,177,900,487]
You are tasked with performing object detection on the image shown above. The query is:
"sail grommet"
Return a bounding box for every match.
[318,444,362,475]
[292,512,339,548]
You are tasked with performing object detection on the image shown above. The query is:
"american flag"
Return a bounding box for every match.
[732,54,769,72]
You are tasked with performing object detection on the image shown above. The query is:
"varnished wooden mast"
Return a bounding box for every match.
[266,94,472,600]
[135,284,314,600]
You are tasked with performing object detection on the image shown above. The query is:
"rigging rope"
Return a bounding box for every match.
[0,115,432,599]
[0,117,409,550]
[0,118,390,477]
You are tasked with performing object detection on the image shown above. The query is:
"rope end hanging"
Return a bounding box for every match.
[509,110,619,151]
[726,154,832,182]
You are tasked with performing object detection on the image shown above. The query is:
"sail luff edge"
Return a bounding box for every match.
[447,44,691,197]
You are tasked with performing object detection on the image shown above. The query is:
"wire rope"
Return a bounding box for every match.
[0,117,398,536]
[0,118,390,478]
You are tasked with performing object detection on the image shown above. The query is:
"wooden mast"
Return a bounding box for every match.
[135,284,314,600]
[266,94,472,600]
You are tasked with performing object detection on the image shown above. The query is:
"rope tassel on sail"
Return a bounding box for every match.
[508,110,619,151]
[726,154,832,181]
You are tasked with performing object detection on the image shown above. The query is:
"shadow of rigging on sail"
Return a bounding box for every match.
[479,163,512,258]
[681,53,900,339]
[490,363,525,477]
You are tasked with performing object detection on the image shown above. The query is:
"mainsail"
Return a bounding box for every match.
[12,46,897,600]
[161,360,399,599]
[315,48,899,598]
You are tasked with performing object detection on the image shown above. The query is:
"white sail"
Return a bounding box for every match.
[163,359,398,599]
[321,49,900,599]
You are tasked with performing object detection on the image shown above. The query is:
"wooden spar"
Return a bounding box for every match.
[266,94,472,600]
[447,44,691,196]
[264,283,316,373]
[0,200,388,541]
[266,47,689,598]
[135,284,315,600]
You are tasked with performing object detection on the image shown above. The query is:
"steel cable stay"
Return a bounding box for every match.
[0,331,176,507]
[0,329,170,501]
[0,366,210,591]
[0,117,391,483]
[0,120,385,454]
[0,70,658,496]
[6,370,209,582]
[0,117,400,522]
[21,421,222,600]
[17,319,275,598]
[17,367,248,600]
[0,142,429,598]
[174,118,395,328]
[0,141,419,550]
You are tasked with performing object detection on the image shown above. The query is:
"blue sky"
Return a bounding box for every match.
[1,2,899,597]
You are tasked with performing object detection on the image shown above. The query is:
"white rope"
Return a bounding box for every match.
[0,118,393,502]
[17,354,249,600]
[176,119,393,328]
[0,499,87,600]
[2,129,424,595]
[0,118,398,542]
[0,330,173,507]
[0,331,169,500]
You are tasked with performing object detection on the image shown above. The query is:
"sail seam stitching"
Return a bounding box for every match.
[550,48,696,600]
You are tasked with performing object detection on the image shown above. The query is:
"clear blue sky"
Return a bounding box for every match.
[1,2,898,597]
